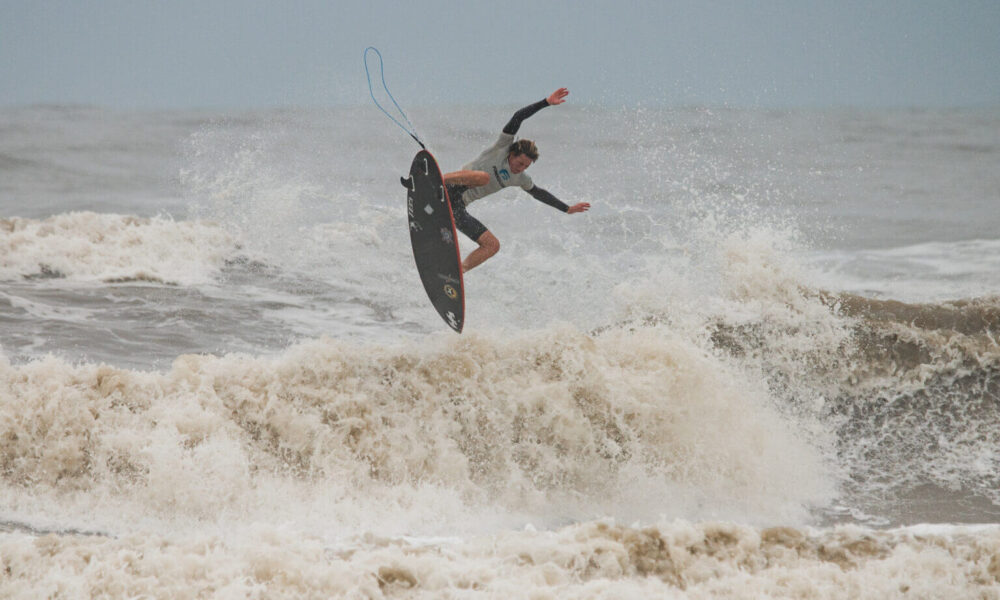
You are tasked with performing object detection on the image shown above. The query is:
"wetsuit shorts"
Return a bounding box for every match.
[446,184,488,241]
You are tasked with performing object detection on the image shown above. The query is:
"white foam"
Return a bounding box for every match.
[0,322,835,546]
[0,212,237,285]
[2,519,998,598]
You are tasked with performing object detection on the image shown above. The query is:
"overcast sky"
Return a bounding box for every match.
[2,0,998,109]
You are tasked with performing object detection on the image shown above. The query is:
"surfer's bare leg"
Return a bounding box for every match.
[443,170,489,187]
[462,231,499,273]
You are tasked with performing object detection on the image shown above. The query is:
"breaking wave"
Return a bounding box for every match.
[0,212,237,284]
[0,324,833,530]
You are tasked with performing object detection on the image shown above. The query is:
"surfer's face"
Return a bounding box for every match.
[508,153,533,174]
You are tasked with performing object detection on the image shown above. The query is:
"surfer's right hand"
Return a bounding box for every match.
[546,88,569,106]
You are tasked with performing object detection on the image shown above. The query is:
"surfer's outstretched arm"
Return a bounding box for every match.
[527,186,568,212]
[527,185,590,214]
[502,88,569,135]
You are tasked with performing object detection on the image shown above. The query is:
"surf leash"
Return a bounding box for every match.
[363,46,425,150]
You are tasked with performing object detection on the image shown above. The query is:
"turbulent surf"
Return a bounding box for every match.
[1,104,998,597]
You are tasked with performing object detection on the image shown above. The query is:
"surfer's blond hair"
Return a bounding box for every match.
[508,139,539,161]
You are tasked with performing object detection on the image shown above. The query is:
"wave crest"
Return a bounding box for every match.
[0,212,237,284]
[0,325,832,523]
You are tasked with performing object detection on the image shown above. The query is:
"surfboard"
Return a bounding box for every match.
[402,150,465,333]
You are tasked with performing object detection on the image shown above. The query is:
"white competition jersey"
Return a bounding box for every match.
[456,132,534,206]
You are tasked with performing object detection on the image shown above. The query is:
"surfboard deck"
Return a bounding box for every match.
[402,150,465,333]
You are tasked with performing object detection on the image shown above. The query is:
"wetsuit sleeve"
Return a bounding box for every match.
[527,185,569,212]
[503,99,550,135]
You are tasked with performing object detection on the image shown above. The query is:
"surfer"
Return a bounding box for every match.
[442,88,590,273]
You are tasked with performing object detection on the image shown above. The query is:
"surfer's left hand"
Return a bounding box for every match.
[567,202,590,214]
[546,88,569,105]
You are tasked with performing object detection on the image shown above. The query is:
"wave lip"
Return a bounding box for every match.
[0,212,237,285]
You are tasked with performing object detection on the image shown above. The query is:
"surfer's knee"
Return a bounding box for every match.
[484,238,500,257]
[478,232,500,256]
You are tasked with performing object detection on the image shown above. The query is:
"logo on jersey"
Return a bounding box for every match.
[493,166,511,187]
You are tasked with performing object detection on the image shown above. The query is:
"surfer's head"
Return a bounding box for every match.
[507,139,538,174]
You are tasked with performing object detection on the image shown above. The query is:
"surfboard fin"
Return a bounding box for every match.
[400,176,414,190]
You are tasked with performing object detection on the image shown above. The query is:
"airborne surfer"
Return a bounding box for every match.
[440,88,591,273]
[371,50,588,329]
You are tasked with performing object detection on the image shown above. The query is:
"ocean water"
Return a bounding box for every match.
[1,103,999,597]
